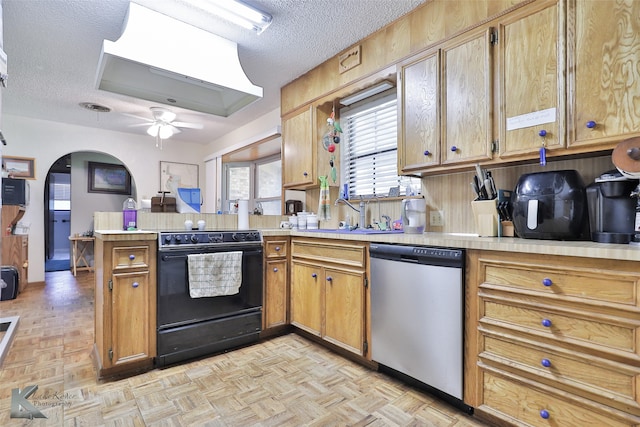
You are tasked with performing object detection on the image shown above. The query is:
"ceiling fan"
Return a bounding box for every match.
[126,107,204,148]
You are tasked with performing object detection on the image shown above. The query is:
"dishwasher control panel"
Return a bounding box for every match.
[370,243,464,268]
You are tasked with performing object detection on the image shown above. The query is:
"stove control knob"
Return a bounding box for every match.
[232,233,242,241]
[190,234,199,243]
[208,234,223,243]
[164,235,172,243]
[175,235,182,242]
[247,232,259,241]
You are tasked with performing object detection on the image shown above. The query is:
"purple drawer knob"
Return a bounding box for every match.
[273,267,278,272]
[450,146,458,152]
[586,120,596,129]
[303,171,308,177]
[542,278,552,287]
[540,409,550,419]
[311,273,317,278]
[541,318,552,328]
[275,246,281,251]
[132,282,139,288]
[541,358,551,368]
[129,254,135,260]
[424,150,431,156]
[326,276,333,282]
[538,129,547,137]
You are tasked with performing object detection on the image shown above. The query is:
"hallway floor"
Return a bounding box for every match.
[0,271,489,426]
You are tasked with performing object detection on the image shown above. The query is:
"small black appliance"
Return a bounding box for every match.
[586,170,637,244]
[511,170,588,240]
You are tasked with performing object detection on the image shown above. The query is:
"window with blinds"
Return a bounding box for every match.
[340,92,417,197]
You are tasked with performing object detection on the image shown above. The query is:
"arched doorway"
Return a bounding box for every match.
[44,152,136,272]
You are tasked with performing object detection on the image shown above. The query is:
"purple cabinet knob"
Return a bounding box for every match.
[275,246,281,251]
[132,282,139,288]
[424,150,431,156]
[326,276,333,282]
[273,267,278,272]
[586,120,596,129]
[539,129,547,137]
[540,409,550,419]
[542,278,552,287]
[541,358,551,368]
[541,318,552,328]
[450,146,458,152]
[311,273,317,278]
[129,254,135,260]
[303,171,308,177]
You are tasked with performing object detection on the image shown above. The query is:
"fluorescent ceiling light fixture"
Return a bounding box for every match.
[186,0,273,34]
[340,81,396,106]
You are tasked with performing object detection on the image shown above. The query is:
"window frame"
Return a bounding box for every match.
[222,154,282,214]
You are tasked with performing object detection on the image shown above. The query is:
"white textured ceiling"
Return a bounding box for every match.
[2,0,425,147]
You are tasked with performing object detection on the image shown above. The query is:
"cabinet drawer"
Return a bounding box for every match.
[482,371,633,427]
[481,335,640,412]
[265,240,287,258]
[291,239,365,268]
[483,261,639,306]
[112,246,150,270]
[482,299,639,355]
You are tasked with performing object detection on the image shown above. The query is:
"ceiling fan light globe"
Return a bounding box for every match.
[159,125,174,139]
[147,123,160,137]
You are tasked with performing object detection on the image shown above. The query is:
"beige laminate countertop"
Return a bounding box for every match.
[94,229,640,262]
[262,228,640,262]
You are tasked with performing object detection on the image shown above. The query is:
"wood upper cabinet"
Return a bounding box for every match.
[441,27,494,166]
[397,49,441,173]
[290,238,368,356]
[283,105,315,189]
[568,0,640,148]
[94,234,157,379]
[498,0,565,158]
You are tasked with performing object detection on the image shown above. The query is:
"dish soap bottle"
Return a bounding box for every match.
[123,197,137,231]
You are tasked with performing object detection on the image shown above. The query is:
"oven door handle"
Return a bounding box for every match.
[160,248,263,262]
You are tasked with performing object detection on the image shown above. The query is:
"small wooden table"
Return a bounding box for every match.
[69,236,95,276]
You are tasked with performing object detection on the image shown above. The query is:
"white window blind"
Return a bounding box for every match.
[341,93,400,197]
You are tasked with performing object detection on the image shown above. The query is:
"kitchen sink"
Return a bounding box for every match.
[303,228,403,235]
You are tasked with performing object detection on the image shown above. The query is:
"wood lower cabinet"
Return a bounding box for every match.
[262,237,289,334]
[94,232,157,379]
[290,238,368,356]
[466,250,640,426]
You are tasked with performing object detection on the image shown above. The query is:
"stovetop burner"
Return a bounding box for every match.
[158,230,262,250]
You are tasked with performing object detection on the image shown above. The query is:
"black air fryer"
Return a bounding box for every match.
[511,170,588,240]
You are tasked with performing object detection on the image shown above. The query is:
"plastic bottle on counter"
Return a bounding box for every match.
[298,212,308,230]
[122,198,137,231]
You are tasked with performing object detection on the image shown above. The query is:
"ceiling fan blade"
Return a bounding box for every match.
[122,112,153,122]
[172,121,204,129]
[128,123,153,128]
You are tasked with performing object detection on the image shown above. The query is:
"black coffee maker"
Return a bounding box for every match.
[586,170,637,243]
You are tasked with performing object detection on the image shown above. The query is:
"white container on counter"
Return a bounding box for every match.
[306,213,318,230]
[297,212,308,230]
[289,215,299,229]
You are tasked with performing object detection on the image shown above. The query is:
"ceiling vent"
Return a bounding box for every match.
[95,2,263,117]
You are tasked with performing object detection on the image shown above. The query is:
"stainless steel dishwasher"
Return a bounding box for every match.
[370,243,469,411]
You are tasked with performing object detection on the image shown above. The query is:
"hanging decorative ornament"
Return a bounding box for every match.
[328,143,336,153]
[329,155,337,183]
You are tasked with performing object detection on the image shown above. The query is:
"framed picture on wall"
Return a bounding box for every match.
[160,161,199,192]
[2,156,36,179]
[88,161,131,195]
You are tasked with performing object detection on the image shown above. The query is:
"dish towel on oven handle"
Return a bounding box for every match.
[187,252,242,298]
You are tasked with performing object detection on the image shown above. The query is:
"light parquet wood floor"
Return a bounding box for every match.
[0,271,490,427]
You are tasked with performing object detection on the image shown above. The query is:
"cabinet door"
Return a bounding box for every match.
[283,106,315,188]
[324,267,365,355]
[398,49,440,173]
[110,271,153,367]
[441,27,493,165]
[499,1,564,158]
[290,261,322,336]
[569,0,640,147]
[264,259,288,329]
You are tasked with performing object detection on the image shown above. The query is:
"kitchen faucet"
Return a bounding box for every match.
[366,196,381,229]
[335,197,366,228]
